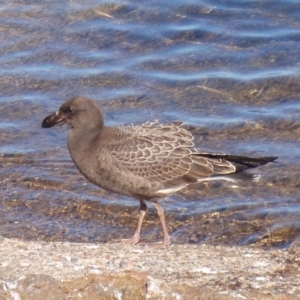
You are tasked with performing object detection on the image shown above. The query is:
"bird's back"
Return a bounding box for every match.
[75,121,242,199]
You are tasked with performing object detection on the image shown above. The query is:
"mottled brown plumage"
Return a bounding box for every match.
[42,96,277,246]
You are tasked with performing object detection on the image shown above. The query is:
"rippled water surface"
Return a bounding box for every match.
[1,0,300,247]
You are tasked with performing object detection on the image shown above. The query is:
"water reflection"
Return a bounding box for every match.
[0,0,300,247]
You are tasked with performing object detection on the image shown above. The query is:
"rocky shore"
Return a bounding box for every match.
[0,237,299,299]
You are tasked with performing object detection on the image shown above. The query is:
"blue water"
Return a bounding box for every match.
[0,0,300,246]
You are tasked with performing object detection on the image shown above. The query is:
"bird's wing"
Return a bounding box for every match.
[105,122,212,184]
[105,121,238,189]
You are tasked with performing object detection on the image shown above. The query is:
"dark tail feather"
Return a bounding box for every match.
[198,153,278,170]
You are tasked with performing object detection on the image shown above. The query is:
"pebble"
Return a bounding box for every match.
[0,238,299,297]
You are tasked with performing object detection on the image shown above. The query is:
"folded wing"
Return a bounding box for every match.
[106,122,239,191]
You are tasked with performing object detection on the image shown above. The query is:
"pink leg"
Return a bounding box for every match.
[109,200,171,247]
[139,202,171,247]
[120,199,147,245]
[153,202,171,246]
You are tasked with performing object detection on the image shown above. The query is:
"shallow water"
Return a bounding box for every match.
[1,0,300,247]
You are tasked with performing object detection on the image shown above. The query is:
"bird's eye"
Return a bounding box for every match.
[65,107,74,115]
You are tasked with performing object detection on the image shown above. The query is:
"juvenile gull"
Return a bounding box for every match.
[42,96,277,246]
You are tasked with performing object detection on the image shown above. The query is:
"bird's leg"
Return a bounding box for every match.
[152,202,171,246]
[120,199,147,245]
[139,201,171,247]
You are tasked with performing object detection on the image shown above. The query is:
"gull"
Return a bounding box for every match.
[42,96,277,246]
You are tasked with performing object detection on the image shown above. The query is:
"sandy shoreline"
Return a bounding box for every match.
[0,237,299,299]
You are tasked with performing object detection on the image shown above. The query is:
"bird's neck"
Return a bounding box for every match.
[67,126,102,161]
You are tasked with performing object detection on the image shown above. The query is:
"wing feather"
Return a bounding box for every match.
[103,122,238,191]
[106,122,202,184]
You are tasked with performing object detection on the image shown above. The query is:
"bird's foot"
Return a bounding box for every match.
[107,233,140,245]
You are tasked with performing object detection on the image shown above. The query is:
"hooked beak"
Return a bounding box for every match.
[41,110,66,128]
